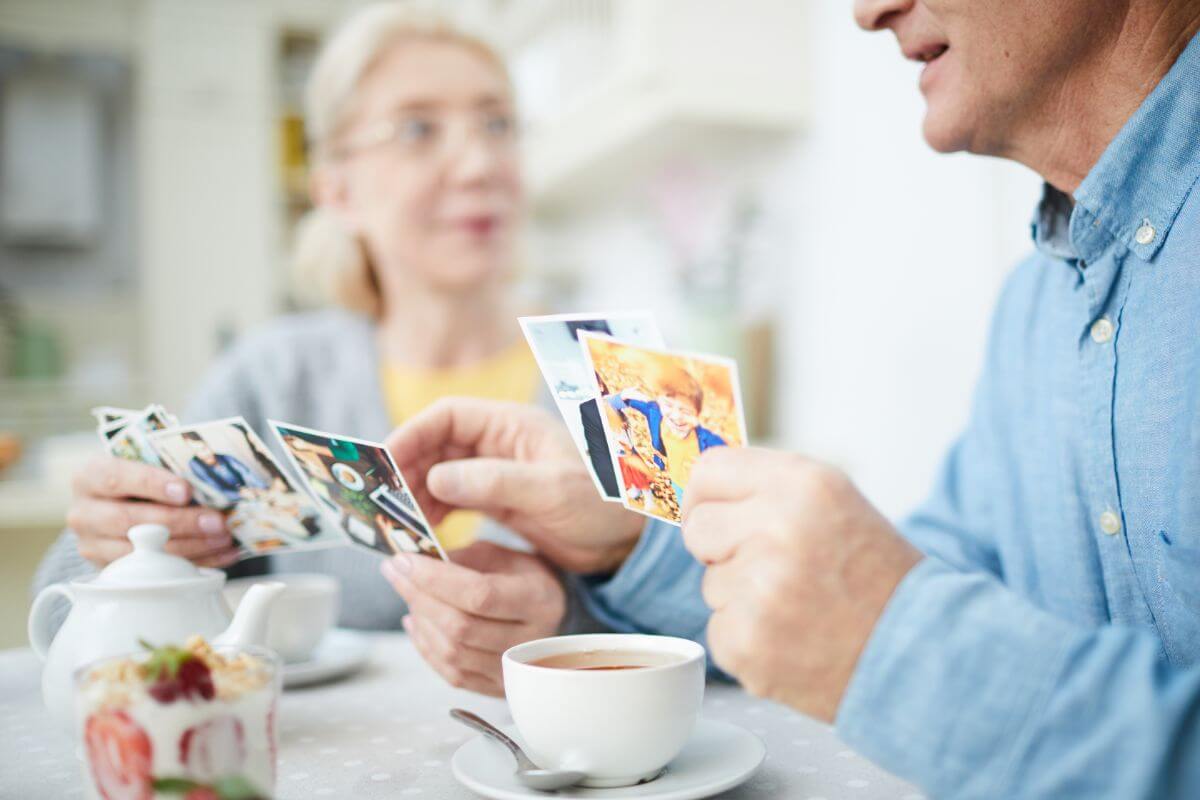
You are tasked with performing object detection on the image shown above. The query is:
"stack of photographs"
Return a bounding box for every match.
[92,407,445,562]
[520,312,747,526]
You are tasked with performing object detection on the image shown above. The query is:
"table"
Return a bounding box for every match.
[0,635,924,799]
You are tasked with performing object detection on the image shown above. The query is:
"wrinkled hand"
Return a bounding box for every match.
[381,541,566,696]
[67,456,238,568]
[385,398,644,574]
[681,447,921,722]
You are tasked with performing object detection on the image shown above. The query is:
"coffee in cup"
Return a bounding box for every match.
[529,649,685,671]
[503,633,705,788]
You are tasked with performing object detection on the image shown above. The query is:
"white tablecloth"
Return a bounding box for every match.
[0,635,924,799]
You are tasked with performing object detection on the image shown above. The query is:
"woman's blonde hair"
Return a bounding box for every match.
[291,2,509,316]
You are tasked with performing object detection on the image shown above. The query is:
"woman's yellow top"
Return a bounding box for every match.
[379,340,540,551]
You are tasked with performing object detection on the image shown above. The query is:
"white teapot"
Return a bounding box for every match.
[28,523,284,735]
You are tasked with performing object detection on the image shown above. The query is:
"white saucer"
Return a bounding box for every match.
[282,628,372,689]
[451,718,764,800]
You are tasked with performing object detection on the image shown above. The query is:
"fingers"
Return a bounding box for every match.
[705,606,749,683]
[384,397,537,468]
[67,498,230,542]
[682,446,794,521]
[73,457,191,505]
[701,560,741,611]
[402,616,504,697]
[194,547,242,569]
[404,614,504,677]
[426,458,562,520]
[386,550,555,622]
[75,535,133,567]
[68,497,234,569]
[681,498,755,565]
[447,540,525,574]
[75,524,237,567]
[396,584,525,652]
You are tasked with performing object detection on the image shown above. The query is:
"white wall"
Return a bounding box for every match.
[535,1,1042,520]
[775,0,1041,517]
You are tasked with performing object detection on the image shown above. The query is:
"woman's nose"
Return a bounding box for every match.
[447,134,503,188]
[853,0,915,31]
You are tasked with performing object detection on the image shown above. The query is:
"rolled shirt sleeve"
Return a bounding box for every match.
[836,556,1200,799]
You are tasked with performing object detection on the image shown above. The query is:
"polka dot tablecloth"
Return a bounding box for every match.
[0,635,924,799]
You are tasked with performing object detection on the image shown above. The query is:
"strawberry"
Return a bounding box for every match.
[84,710,153,800]
[140,640,214,704]
[177,657,216,701]
[179,716,245,783]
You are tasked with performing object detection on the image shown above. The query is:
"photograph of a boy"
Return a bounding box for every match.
[520,312,664,502]
[606,364,728,509]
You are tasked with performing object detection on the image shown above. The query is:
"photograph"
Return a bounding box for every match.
[270,421,446,560]
[91,406,138,430]
[101,405,174,465]
[519,312,664,501]
[149,417,336,555]
[579,332,747,524]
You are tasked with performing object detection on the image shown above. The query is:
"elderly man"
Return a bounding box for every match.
[384,0,1200,796]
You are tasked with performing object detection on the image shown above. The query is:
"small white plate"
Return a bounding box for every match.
[451,718,764,800]
[282,628,372,689]
[332,462,365,491]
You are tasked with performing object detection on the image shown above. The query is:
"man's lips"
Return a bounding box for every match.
[902,41,949,64]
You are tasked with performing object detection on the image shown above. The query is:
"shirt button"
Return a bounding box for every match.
[1099,510,1122,536]
[1090,317,1115,344]
[1135,221,1156,245]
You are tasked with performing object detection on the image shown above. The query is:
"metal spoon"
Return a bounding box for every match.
[450,708,586,792]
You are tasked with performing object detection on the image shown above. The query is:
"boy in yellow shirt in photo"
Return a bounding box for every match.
[606,365,728,509]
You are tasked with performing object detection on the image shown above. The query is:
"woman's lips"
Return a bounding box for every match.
[449,216,501,237]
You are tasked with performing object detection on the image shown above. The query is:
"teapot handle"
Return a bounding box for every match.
[28,584,75,661]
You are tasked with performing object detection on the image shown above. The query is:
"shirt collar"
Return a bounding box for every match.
[1030,183,1078,261]
[1032,30,1200,264]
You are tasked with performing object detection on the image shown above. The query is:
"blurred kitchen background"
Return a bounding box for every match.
[0,0,1040,646]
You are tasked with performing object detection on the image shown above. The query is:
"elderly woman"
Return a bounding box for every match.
[33,4,610,696]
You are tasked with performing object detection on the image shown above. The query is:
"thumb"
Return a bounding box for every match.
[427,458,555,517]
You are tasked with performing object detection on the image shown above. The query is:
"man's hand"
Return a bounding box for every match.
[67,456,239,568]
[385,398,644,574]
[681,447,922,723]
[381,541,566,696]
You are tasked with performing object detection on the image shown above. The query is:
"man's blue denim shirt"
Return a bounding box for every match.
[579,31,1200,800]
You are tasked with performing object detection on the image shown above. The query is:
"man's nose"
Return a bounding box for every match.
[853,0,914,31]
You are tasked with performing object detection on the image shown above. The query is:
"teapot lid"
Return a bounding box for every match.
[93,524,212,587]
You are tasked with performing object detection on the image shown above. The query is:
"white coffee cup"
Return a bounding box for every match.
[224,574,339,663]
[502,633,705,788]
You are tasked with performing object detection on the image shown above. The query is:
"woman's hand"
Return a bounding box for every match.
[67,456,239,568]
[385,398,644,574]
[381,541,566,696]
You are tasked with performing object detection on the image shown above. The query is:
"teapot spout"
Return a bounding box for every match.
[214,582,284,650]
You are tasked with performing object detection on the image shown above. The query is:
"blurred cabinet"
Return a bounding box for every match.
[501,0,808,213]
[137,0,280,408]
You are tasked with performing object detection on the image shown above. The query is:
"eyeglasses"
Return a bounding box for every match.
[329,108,519,161]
